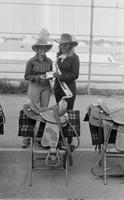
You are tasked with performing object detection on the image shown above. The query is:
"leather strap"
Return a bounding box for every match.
[52,105,73,166]
[33,120,41,138]
[23,104,45,122]
[91,121,113,176]
[57,78,73,98]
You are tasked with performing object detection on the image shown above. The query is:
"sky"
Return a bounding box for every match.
[0,0,124,40]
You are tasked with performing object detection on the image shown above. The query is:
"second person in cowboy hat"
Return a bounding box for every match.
[22,36,53,148]
[53,33,80,110]
[53,33,80,144]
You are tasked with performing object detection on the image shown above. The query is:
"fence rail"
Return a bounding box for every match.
[0,71,123,77]
[0,0,124,92]
[0,73,123,83]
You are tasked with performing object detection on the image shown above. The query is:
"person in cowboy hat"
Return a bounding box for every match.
[53,33,80,143]
[22,37,53,148]
[53,33,80,110]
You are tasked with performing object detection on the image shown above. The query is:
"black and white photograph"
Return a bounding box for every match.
[0,0,124,199]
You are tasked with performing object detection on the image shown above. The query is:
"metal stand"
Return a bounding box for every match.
[29,138,69,186]
[91,120,124,185]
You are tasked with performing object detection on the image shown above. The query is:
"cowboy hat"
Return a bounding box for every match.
[32,37,53,52]
[55,33,78,46]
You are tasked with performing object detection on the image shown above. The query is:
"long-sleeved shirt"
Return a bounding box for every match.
[24,55,52,85]
[54,52,80,92]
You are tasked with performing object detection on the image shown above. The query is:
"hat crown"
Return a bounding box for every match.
[57,33,78,46]
[60,34,73,43]
[35,37,48,45]
[32,36,52,52]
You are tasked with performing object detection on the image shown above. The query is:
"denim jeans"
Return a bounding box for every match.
[27,82,51,107]
[22,82,51,146]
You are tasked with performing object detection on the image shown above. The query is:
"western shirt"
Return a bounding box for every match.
[54,52,80,91]
[24,55,52,85]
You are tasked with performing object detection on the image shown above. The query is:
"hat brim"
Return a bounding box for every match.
[54,39,78,46]
[32,44,52,52]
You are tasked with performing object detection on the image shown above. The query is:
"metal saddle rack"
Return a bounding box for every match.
[84,100,124,185]
[18,104,80,186]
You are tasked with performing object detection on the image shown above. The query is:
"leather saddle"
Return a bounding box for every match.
[23,104,45,122]
[97,100,124,125]
[87,100,124,127]
[23,103,73,166]
[23,104,67,126]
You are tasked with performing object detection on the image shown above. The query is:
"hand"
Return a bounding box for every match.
[46,71,54,79]
[53,72,61,78]
[40,74,46,79]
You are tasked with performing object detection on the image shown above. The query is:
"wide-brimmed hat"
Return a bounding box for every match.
[32,37,53,52]
[55,33,78,46]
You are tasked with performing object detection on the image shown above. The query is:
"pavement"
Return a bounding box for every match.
[0,95,124,199]
[0,149,124,199]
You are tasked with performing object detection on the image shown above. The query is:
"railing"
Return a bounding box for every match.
[0,0,124,92]
[0,61,124,86]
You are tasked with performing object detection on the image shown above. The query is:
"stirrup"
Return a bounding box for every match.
[46,148,60,167]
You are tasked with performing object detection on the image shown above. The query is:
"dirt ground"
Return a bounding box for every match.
[1,150,124,199]
[0,94,124,199]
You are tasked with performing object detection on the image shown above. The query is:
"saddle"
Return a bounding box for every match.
[87,101,124,178]
[23,104,45,122]
[23,104,67,126]
[88,100,124,126]
[23,103,73,166]
[97,100,124,125]
[85,100,124,147]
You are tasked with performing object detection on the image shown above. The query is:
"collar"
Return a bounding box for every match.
[34,54,48,62]
[58,51,74,62]
[58,54,67,62]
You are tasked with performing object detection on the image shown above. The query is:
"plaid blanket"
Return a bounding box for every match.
[89,123,117,145]
[18,109,80,138]
[84,105,117,145]
[0,105,5,135]
[63,110,80,137]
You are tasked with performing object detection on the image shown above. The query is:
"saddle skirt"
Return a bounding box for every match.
[23,103,68,149]
[88,105,111,127]
[23,104,67,126]
[87,100,124,126]
[85,100,124,149]
[41,122,60,148]
[97,100,124,125]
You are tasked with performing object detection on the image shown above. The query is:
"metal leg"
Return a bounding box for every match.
[102,120,113,185]
[65,151,68,186]
[29,137,33,186]
[104,150,107,185]
[29,120,41,186]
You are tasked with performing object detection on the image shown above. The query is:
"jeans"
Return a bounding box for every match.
[22,82,51,146]
[27,82,51,107]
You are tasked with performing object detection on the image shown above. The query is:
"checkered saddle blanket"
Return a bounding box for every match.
[18,109,80,138]
[0,105,5,135]
[84,102,124,146]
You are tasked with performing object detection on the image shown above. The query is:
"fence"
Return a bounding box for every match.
[0,0,124,93]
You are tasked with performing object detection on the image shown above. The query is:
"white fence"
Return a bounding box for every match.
[0,0,124,91]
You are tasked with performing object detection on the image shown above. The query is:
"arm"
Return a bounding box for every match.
[24,59,41,82]
[50,60,53,71]
[58,55,80,82]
